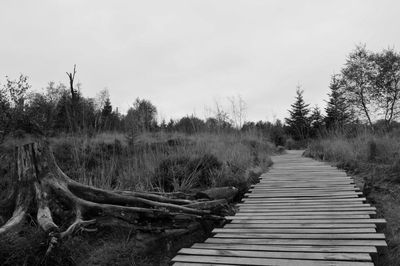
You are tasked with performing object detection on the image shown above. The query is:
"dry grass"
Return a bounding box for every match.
[306,131,400,265]
[0,130,274,265]
[47,131,273,192]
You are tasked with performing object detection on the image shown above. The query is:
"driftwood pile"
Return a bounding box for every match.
[0,141,238,255]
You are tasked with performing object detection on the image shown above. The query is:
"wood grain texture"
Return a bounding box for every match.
[171,150,387,265]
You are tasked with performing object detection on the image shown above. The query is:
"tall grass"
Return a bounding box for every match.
[47,131,273,192]
[305,131,400,178]
[306,131,400,266]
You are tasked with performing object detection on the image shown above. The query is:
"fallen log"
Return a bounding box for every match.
[0,141,230,255]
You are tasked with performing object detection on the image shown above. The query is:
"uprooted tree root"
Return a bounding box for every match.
[0,141,233,256]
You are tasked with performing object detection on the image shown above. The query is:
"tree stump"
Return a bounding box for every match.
[0,141,226,254]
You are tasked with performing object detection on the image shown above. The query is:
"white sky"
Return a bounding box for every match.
[1,0,399,121]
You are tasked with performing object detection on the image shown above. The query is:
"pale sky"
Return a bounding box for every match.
[1,0,399,121]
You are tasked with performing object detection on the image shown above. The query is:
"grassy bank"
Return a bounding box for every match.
[305,132,400,266]
[0,131,274,265]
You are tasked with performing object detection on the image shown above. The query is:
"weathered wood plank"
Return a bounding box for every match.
[239,205,374,209]
[227,215,372,219]
[213,233,385,239]
[238,207,376,212]
[213,228,376,234]
[205,238,388,246]
[172,255,374,266]
[191,243,377,253]
[229,218,386,224]
[225,223,376,228]
[233,211,376,216]
[170,150,386,265]
[243,197,366,202]
[242,198,366,203]
[178,248,372,261]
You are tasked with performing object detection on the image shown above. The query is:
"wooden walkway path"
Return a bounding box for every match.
[171,150,387,266]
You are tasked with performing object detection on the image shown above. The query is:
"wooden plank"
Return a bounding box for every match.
[171,255,374,266]
[237,204,369,208]
[238,207,376,212]
[170,150,387,265]
[227,215,371,219]
[205,238,388,246]
[247,192,362,196]
[229,218,386,224]
[252,186,359,190]
[239,205,373,209]
[178,248,372,261]
[213,228,376,234]
[239,200,367,205]
[225,223,376,228]
[233,211,376,216]
[245,195,361,200]
[191,243,377,253]
[213,233,385,239]
[243,197,366,202]
[249,185,356,192]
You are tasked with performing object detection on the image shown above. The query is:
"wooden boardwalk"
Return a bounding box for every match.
[171,150,387,265]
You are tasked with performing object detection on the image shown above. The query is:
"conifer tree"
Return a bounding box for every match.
[309,105,324,138]
[285,86,311,140]
[324,74,350,130]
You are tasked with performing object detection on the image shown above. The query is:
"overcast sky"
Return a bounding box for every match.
[1,0,399,122]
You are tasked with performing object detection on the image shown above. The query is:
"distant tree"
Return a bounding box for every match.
[241,121,256,132]
[174,116,205,134]
[160,119,167,130]
[166,119,175,131]
[26,92,55,131]
[66,65,79,132]
[228,95,247,128]
[0,85,10,139]
[54,91,73,132]
[324,74,351,130]
[3,74,33,134]
[309,106,324,138]
[100,97,113,130]
[270,119,286,146]
[341,45,379,128]
[371,48,400,129]
[285,86,311,141]
[125,98,157,133]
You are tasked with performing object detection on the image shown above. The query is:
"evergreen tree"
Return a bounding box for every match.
[285,86,311,140]
[101,97,112,117]
[101,97,112,130]
[309,105,324,137]
[324,74,350,130]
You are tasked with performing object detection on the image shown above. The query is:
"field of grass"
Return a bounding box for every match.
[0,130,274,265]
[305,131,400,266]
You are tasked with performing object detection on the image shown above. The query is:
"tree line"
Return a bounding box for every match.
[2,44,399,143]
[285,45,400,141]
[0,67,282,142]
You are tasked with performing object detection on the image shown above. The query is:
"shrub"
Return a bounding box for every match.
[153,154,223,191]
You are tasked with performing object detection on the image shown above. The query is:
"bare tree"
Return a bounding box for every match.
[341,45,379,128]
[371,48,400,129]
[66,65,78,132]
[228,95,247,129]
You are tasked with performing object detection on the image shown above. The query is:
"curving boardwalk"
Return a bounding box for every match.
[171,150,387,265]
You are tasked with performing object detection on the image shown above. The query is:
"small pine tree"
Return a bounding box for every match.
[309,105,324,138]
[324,74,350,130]
[101,97,113,130]
[285,86,311,141]
[101,97,112,117]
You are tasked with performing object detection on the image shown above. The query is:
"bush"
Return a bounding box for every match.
[153,154,223,192]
